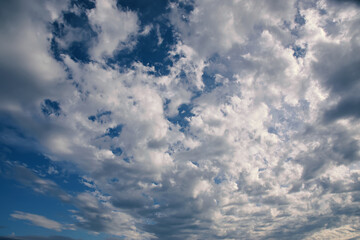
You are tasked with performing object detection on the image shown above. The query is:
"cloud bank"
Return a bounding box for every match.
[0,0,360,239]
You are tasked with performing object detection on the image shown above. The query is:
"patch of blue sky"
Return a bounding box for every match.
[190,161,199,167]
[290,9,306,37]
[50,1,96,63]
[3,143,87,193]
[152,198,162,209]
[108,0,181,76]
[292,45,307,58]
[214,176,223,184]
[88,111,112,123]
[122,156,132,163]
[111,147,123,156]
[0,123,31,148]
[0,143,105,239]
[263,158,269,165]
[267,126,278,135]
[67,41,93,63]
[58,168,92,194]
[41,99,61,117]
[0,176,70,236]
[109,21,176,76]
[71,0,96,10]
[50,37,63,62]
[0,224,105,240]
[105,125,123,138]
[177,0,195,15]
[63,11,90,29]
[294,10,306,26]
[167,103,195,132]
[202,71,222,93]
[0,144,52,174]
[50,0,194,76]
[117,0,168,25]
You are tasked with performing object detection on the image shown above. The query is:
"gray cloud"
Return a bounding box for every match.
[324,97,360,122]
[295,126,359,180]
[3,163,71,202]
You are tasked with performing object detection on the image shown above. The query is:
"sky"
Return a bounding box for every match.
[0,0,360,239]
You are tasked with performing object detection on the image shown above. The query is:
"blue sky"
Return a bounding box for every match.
[1,0,360,239]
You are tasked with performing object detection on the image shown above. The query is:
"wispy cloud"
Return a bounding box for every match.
[10,211,64,232]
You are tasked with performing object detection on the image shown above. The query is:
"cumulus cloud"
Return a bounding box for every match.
[1,0,360,239]
[87,0,139,60]
[0,0,67,109]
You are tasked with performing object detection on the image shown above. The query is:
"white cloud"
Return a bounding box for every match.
[170,0,297,57]
[11,211,64,231]
[88,0,139,60]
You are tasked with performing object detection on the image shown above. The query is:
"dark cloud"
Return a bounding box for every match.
[0,64,44,108]
[312,42,360,94]
[301,156,328,180]
[326,60,360,95]
[313,41,360,125]
[294,122,360,181]
[324,97,360,122]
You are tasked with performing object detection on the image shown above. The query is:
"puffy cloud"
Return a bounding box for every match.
[170,0,297,57]
[87,0,139,60]
[0,0,67,110]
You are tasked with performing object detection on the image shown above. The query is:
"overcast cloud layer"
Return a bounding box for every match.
[1,0,360,239]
